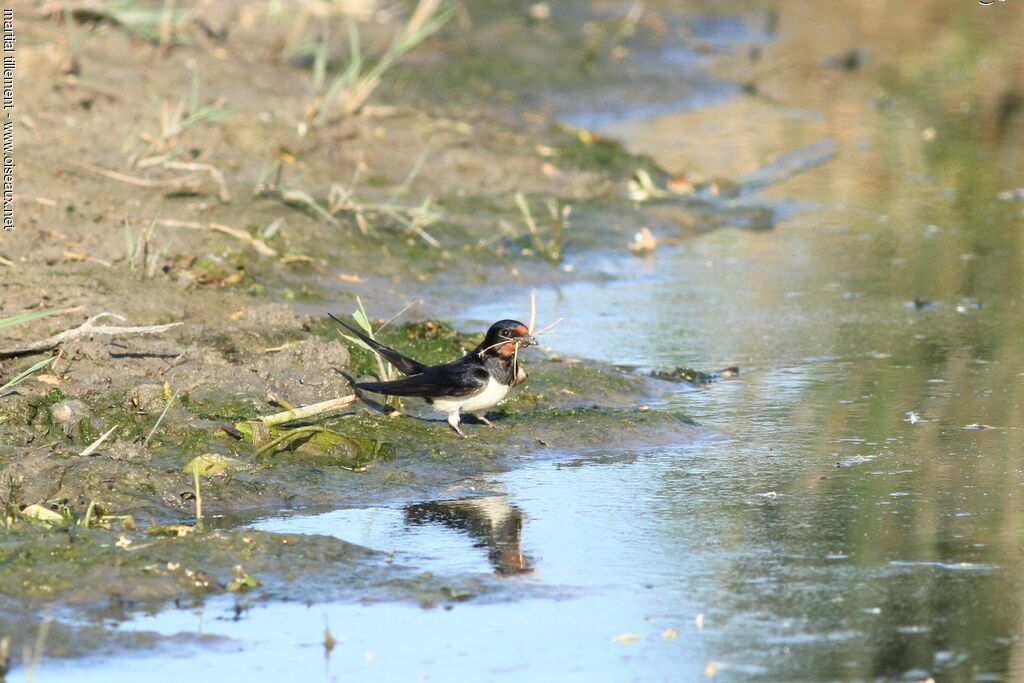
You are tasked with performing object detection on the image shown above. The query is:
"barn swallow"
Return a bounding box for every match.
[405,496,532,575]
[330,315,536,437]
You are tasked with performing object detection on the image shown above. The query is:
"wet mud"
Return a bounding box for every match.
[0,2,760,666]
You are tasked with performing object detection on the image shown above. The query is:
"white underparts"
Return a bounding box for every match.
[433,376,510,428]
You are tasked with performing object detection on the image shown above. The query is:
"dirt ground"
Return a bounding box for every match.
[0,0,742,664]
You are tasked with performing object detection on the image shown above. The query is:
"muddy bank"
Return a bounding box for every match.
[0,524,518,662]
[0,311,704,664]
[0,0,751,669]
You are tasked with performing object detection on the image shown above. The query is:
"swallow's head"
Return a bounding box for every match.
[482,319,537,357]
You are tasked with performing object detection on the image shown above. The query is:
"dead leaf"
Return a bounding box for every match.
[22,504,63,525]
[221,269,245,286]
[184,453,247,477]
[275,148,297,165]
[337,273,366,283]
[263,341,302,353]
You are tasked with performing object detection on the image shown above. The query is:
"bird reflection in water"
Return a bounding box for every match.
[404,495,533,576]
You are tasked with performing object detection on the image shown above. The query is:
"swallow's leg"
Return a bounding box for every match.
[447,410,467,438]
[473,413,497,428]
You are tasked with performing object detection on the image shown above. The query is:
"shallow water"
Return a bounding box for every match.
[31,2,1024,682]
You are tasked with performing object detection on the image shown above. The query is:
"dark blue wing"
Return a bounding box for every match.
[357,363,489,398]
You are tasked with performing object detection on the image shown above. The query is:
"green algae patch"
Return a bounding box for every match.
[514,357,656,409]
[0,525,505,665]
[0,446,197,524]
[5,528,501,604]
[237,421,392,471]
[184,453,250,477]
[331,402,700,459]
[0,392,68,447]
[553,131,668,179]
[182,394,261,422]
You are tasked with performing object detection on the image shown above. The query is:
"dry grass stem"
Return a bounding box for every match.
[0,313,183,358]
[161,161,231,202]
[80,425,118,456]
[67,159,201,190]
[154,219,277,256]
[144,389,181,447]
[257,396,357,428]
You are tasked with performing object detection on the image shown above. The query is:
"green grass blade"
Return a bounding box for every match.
[340,333,374,354]
[387,145,432,205]
[124,220,136,267]
[0,308,67,330]
[312,34,328,92]
[347,17,361,67]
[0,356,55,395]
[351,297,391,382]
[353,297,373,334]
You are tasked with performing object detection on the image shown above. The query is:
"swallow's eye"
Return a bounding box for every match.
[501,330,512,338]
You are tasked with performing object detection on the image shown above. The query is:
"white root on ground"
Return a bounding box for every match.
[0,313,183,357]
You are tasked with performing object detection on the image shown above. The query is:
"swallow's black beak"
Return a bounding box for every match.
[519,334,538,347]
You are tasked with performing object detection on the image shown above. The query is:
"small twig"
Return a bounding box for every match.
[533,318,564,336]
[528,290,537,334]
[153,219,277,257]
[476,336,536,358]
[80,425,118,456]
[377,299,422,333]
[263,341,303,353]
[257,395,356,428]
[162,161,231,202]
[193,468,203,529]
[0,313,183,358]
